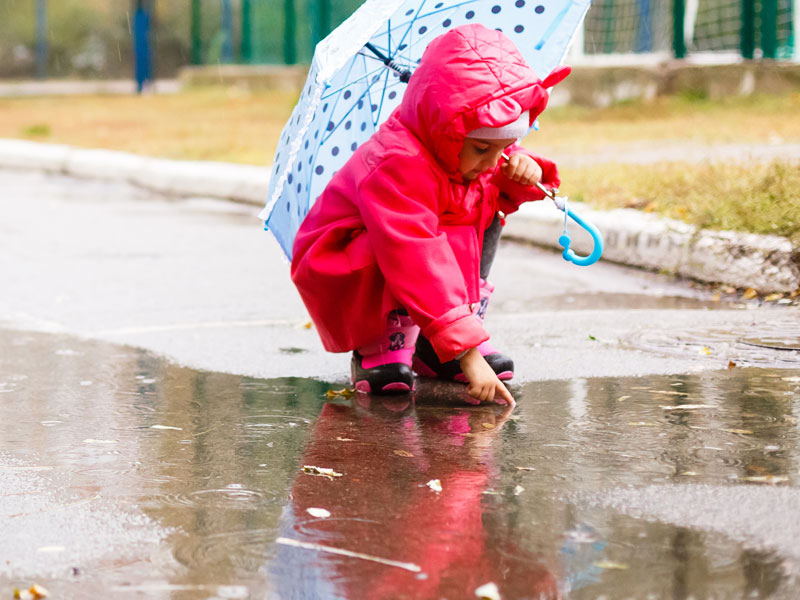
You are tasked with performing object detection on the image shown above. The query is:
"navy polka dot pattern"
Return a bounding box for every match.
[263,0,591,260]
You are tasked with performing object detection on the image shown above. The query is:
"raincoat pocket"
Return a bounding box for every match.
[345,229,377,271]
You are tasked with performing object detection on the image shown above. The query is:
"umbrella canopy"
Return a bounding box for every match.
[260,0,591,260]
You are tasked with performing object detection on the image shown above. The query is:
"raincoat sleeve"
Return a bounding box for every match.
[493,144,560,215]
[358,155,489,362]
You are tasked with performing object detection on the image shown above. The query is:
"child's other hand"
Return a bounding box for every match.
[458,347,515,405]
[501,153,542,187]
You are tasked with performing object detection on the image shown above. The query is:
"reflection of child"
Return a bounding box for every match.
[274,398,560,599]
[291,24,567,404]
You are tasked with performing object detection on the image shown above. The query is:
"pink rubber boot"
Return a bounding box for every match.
[351,311,420,394]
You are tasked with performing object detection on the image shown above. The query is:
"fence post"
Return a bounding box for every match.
[284,0,297,64]
[191,0,203,65]
[761,0,778,58]
[792,0,800,62]
[35,0,48,78]
[240,0,252,63]
[133,0,153,93]
[795,0,800,61]
[221,0,233,63]
[673,0,686,58]
[635,0,653,52]
[741,0,756,58]
[310,0,332,50]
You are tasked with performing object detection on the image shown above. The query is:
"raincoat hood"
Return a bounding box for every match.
[397,24,569,176]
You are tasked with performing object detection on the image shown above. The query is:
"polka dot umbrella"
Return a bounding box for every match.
[260,0,591,260]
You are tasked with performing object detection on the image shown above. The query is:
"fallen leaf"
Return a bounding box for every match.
[617,395,631,402]
[326,388,354,398]
[593,560,629,570]
[302,465,343,479]
[699,346,712,355]
[742,288,759,300]
[728,361,736,369]
[306,507,331,518]
[474,582,501,600]
[513,485,525,496]
[426,479,442,493]
[711,292,721,302]
[741,475,789,484]
[14,585,49,600]
[588,335,597,341]
[481,423,495,430]
[679,471,698,476]
[764,292,784,302]
[302,321,313,329]
[393,450,414,458]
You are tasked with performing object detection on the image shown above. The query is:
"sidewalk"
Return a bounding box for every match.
[0,78,180,97]
[0,137,797,294]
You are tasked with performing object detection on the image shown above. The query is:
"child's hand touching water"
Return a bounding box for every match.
[459,347,515,405]
[501,153,542,187]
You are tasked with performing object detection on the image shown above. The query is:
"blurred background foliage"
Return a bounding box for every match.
[0,0,189,78]
[0,0,365,79]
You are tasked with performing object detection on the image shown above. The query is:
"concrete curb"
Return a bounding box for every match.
[2,138,797,293]
[507,201,799,293]
[0,139,269,205]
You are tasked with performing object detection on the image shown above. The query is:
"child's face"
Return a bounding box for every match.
[458,137,517,180]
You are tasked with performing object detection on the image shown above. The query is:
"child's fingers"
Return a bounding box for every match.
[495,382,515,405]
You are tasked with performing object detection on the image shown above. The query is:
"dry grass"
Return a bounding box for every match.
[2,87,799,241]
[0,87,297,165]
[561,160,800,244]
[533,92,800,153]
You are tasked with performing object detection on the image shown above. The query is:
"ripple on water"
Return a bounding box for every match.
[145,487,279,511]
[172,528,280,572]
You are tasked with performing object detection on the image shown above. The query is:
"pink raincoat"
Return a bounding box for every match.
[291,24,568,362]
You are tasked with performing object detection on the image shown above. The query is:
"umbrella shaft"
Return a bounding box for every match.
[365,42,412,83]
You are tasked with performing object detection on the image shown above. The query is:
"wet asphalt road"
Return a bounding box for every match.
[1,169,800,599]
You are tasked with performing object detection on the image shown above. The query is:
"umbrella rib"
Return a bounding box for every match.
[378,0,480,63]
[535,4,572,50]
[320,53,385,146]
[321,64,386,100]
[374,67,392,126]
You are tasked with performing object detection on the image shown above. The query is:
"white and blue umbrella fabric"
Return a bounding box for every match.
[260,0,592,260]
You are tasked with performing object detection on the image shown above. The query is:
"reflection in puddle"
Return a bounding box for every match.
[1,330,799,598]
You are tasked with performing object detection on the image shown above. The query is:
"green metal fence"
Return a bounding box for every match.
[581,0,795,60]
[0,0,796,80]
[190,0,362,66]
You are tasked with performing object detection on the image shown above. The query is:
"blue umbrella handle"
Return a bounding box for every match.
[557,207,604,266]
[533,180,603,267]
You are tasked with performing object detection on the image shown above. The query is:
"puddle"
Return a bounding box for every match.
[625,319,800,368]
[1,330,799,599]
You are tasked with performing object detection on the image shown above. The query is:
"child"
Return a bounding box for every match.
[291,24,567,404]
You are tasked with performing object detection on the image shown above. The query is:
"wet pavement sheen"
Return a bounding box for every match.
[2,330,800,599]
